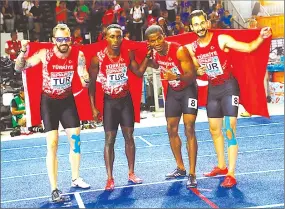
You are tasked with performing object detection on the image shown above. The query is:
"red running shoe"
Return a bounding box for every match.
[203,167,228,177]
[128,173,143,184]
[220,175,237,188]
[105,178,115,191]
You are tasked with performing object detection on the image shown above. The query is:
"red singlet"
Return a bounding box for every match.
[97,47,130,98]
[42,47,79,99]
[191,33,233,85]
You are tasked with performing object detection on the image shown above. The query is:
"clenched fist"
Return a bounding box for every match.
[21,40,30,51]
[260,27,272,39]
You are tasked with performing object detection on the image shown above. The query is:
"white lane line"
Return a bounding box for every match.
[136,136,154,147]
[1,169,283,204]
[246,203,284,208]
[1,133,284,163]
[1,147,284,180]
[74,192,85,208]
[2,122,283,146]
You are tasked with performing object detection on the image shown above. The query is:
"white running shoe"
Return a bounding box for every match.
[71,177,90,189]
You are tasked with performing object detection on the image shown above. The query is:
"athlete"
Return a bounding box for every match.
[144,25,198,189]
[14,24,90,202]
[88,24,149,191]
[185,10,271,188]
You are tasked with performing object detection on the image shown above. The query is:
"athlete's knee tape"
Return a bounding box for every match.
[224,116,237,147]
[71,134,81,153]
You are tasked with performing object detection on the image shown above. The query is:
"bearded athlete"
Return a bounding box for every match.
[185,10,271,188]
[15,24,91,202]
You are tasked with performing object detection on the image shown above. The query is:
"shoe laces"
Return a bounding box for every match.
[52,189,62,198]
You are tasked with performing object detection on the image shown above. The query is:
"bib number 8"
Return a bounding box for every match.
[188,98,197,109]
[232,95,239,106]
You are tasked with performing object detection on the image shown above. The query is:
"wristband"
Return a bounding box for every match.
[146,54,152,59]
[21,49,27,53]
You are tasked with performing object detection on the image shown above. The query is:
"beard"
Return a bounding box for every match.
[56,44,69,53]
[197,28,208,38]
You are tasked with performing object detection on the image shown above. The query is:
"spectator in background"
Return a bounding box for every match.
[144,0,161,18]
[184,25,190,32]
[2,0,15,33]
[220,10,233,28]
[55,1,68,24]
[30,0,43,41]
[248,18,258,29]
[209,7,219,23]
[72,27,83,45]
[180,0,192,13]
[90,0,104,42]
[10,87,29,134]
[158,16,172,36]
[22,0,34,31]
[180,6,191,25]
[113,0,121,13]
[124,30,130,40]
[210,19,218,29]
[129,0,145,41]
[97,25,107,42]
[74,0,90,39]
[102,3,115,26]
[175,14,181,24]
[165,0,178,23]
[145,9,157,28]
[5,32,21,61]
[216,2,225,19]
[117,8,127,31]
[174,22,184,35]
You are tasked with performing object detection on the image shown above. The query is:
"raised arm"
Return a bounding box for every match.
[88,56,100,122]
[14,40,44,72]
[77,51,90,88]
[128,44,159,77]
[220,27,272,53]
[128,50,154,77]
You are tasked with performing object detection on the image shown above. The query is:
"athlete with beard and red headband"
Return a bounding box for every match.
[143,25,198,189]
[88,24,149,191]
[15,24,90,202]
[185,10,271,188]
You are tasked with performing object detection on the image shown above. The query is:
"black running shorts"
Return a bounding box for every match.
[165,84,198,118]
[40,94,80,132]
[103,93,134,132]
[207,78,240,118]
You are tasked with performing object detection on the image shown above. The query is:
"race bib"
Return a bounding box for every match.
[204,56,223,78]
[188,98,198,109]
[107,67,128,87]
[232,95,239,106]
[50,71,74,90]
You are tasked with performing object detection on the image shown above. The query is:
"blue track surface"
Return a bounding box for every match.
[1,115,284,208]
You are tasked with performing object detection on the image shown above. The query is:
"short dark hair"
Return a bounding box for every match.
[10,31,17,37]
[106,24,122,32]
[145,25,163,39]
[189,10,208,25]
